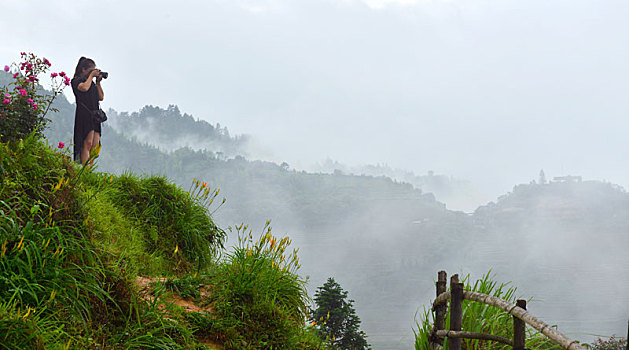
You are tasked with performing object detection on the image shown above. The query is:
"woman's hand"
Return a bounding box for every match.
[89,69,101,79]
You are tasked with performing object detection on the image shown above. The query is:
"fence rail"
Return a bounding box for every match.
[428,270,586,350]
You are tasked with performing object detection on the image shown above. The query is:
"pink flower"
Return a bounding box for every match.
[27,98,33,103]
[59,71,66,77]
[51,72,58,78]
[32,103,37,110]
[58,142,65,149]
[19,89,27,97]
[43,58,51,66]
[4,93,9,98]
[2,99,10,104]
[3,65,9,72]
[12,73,18,79]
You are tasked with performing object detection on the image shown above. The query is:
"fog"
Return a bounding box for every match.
[4,0,629,348]
[210,177,629,347]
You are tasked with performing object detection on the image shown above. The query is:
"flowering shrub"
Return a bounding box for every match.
[0,52,69,143]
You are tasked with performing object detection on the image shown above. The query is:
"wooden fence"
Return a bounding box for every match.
[428,270,587,350]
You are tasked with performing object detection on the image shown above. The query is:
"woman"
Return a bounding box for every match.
[71,57,105,165]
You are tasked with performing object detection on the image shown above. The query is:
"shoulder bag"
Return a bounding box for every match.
[79,101,107,123]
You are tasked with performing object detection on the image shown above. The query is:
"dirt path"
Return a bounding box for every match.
[133,276,222,349]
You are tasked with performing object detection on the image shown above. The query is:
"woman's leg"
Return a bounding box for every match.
[92,132,101,151]
[88,132,101,166]
[81,130,95,165]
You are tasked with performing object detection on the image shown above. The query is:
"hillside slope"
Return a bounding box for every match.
[0,135,326,349]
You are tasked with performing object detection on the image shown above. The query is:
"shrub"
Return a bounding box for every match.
[0,52,69,143]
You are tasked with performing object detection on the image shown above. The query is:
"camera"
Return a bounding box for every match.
[100,71,108,79]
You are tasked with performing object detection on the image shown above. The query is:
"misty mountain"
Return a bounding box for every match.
[475,179,629,230]
[106,105,250,157]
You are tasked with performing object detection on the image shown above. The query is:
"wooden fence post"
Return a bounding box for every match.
[435,271,447,335]
[449,274,463,350]
[513,299,526,350]
[431,270,448,349]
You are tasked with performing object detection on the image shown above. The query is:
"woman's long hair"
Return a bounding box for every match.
[73,57,95,78]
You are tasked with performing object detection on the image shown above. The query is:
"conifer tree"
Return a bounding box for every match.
[311,277,370,350]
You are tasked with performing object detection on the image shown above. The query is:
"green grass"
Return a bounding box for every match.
[83,170,227,274]
[201,223,328,349]
[414,272,562,350]
[0,133,326,348]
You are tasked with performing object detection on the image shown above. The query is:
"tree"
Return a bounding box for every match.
[311,277,370,350]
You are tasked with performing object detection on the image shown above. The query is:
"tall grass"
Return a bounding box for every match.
[0,135,114,347]
[0,134,227,348]
[203,222,327,349]
[414,272,561,349]
[100,173,226,273]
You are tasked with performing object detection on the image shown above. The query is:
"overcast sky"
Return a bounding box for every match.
[3,0,629,206]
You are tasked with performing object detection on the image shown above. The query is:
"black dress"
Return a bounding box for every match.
[71,76,102,162]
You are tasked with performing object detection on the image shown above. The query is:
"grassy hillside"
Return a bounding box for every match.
[0,134,326,349]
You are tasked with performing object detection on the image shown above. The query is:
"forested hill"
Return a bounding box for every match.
[473,179,629,230]
[106,105,250,157]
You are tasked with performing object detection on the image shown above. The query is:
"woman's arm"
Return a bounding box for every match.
[77,69,100,92]
[95,81,104,101]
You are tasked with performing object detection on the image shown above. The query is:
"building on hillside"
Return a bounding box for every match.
[552,175,582,183]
